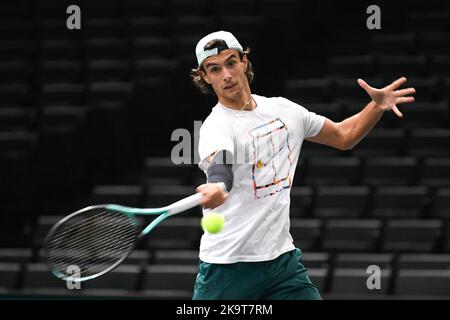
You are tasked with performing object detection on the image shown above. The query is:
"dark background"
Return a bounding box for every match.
[0,0,449,299]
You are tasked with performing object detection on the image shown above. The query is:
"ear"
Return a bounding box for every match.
[242,54,248,71]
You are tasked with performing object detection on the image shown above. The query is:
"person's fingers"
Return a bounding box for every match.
[196,184,207,193]
[388,77,407,90]
[392,105,403,118]
[396,96,415,104]
[395,87,416,96]
[357,78,372,93]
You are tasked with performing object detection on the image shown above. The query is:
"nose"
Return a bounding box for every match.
[222,68,231,81]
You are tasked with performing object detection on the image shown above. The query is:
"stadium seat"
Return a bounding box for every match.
[0,108,34,131]
[395,269,450,297]
[0,263,20,290]
[327,55,374,78]
[170,0,210,15]
[38,60,82,83]
[131,37,172,59]
[334,253,394,269]
[0,40,33,61]
[215,0,258,14]
[0,249,32,264]
[85,38,128,60]
[421,159,450,187]
[38,40,82,60]
[398,102,448,129]
[306,102,342,121]
[362,157,418,186]
[153,250,198,265]
[377,55,427,78]
[145,217,201,250]
[352,129,406,156]
[127,17,171,37]
[303,157,361,186]
[84,18,125,39]
[314,186,369,218]
[397,254,450,269]
[284,79,332,104]
[408,129,450,157]
[40,106,86,127]
[0,130,35,152]
[370,186,427,219]
[371,33,417,55]
[300,139,341,157]
[330,268,391,295]
[83,265,141,290]
[321,219,381,252]
[123,250,151,266]
[144,157,195,187]
[32,216,62,248]
[430,188,450,218]
[0,60,31,84]
[90,185,143,207]
[82,0,123,19]
[419,31,450,54]
[289,187,313,218]
[382,219,442,253]
[174,16,215,38]
[23,263,65,288]
[0,2,32,20]
[133,58,178,82]
[300,252,330,269]
[290,219,322,251]
[143,265,197,291]
[86,60,130,82]
[445,221,450,253]
[88,81,133,103]
[0,83,31,107]
[0,150,33,216]
[429,54,450,76]
[40,83,85,106]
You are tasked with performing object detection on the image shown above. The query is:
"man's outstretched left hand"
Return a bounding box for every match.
[358,77,416,118]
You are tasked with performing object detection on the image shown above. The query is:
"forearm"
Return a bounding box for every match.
[339,100,384,150]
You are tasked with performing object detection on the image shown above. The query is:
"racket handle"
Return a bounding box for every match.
[167,192,203,216]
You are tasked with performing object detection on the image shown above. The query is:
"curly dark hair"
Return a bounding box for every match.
[190,39,254,95]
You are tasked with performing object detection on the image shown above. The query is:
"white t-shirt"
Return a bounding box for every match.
[198,94,326,264]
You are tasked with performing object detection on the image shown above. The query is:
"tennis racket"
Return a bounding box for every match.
[43,193,203,282]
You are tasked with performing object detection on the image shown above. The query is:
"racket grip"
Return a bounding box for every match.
[167,193,203,215]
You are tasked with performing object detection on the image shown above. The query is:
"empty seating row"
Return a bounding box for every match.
[31,215,450,253]
[2,252,449,297]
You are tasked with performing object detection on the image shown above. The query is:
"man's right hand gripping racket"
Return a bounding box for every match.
[43,193,203,282]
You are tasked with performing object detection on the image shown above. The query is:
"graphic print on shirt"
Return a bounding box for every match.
[248,118,292,199]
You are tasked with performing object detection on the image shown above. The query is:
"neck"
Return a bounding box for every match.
[219,88,255,111]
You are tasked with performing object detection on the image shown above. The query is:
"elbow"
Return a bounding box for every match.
[337,126,355,151]
[341,143,354,151]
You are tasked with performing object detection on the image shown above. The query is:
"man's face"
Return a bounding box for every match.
[201,49,249,101]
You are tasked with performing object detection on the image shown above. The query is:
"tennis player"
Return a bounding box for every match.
[191,31,415,300]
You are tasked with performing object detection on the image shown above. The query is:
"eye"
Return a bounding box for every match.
[227,60,236,67]
[210,67,220,73]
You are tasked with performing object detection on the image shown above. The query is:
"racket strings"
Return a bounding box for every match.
[47,211,137,277]
[48,214,135,262]
[46,208,139,280]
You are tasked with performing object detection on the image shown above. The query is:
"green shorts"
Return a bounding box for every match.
[193,248,322,300]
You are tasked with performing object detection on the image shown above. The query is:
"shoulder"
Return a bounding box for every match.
[200,105,230,133]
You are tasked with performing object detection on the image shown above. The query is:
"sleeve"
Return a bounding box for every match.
[277,97,326,138]
[198,117,235,172]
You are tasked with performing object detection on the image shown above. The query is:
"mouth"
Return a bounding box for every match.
[224,83,237,90]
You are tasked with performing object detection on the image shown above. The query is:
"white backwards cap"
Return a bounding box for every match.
[195,31,243,67]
